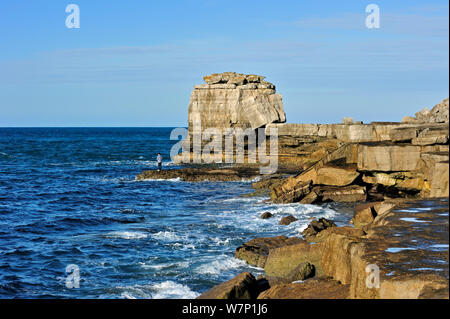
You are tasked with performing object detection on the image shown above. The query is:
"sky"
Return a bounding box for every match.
[0,0,448,127]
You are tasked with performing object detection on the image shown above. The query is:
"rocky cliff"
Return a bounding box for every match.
[188,72,286,132]
[403,98,449,123]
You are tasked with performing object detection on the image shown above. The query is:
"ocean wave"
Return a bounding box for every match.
[150,281,199,299]
[151,231,183,242]
[137,177,182,182]
[118,281,199,299]
[194,256,248,275]
[105,231,148,240]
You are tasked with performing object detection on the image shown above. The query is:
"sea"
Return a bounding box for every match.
[0,127,353,299]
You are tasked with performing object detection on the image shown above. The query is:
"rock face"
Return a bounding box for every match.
[235,236,304,268]
[414,98,449,123]
[197,272,258,299]
[189,72,286,132]
[264,241,323,279]
[266,262,315,285]
[301,218,336,242]
[320,199,449,299]
[257,277,349,299]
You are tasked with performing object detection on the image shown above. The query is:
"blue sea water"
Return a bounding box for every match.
[0,128,351,299]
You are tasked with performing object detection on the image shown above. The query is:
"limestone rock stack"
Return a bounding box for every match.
[188,72,286,133]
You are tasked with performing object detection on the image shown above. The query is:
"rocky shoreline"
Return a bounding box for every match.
[136,73,449,299]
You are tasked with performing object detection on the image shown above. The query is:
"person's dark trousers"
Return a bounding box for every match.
[158,163,162,171]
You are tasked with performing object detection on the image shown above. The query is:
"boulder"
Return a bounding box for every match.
[315,166,360,186]
[235,236,304,268]
[415,98,449,123]
[351,202,379,228]
[266,262,315,285]
[299,190,319,204]
[264,241,323,279]
[197,272,258,299]
[279,215,298,225]
[270,180,312,204]
[320,185,367,202]
[302,218,337,242]
[260,212,273,219]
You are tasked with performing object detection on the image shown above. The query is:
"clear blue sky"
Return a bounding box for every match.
[0,0,448,126]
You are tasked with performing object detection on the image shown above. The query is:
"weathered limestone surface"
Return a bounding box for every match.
[264,241,323,278]
[257,277,349,299]
[188,72,286,132]
[234,236,304,268]
[197,272,259,299]
[357,143,422,172]
[414,98,449,123]
[320,199,449,299]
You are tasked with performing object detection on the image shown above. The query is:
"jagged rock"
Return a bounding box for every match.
[257,277,349,299]
[279,215,298,225]
[299,190,319,204]
[351,202,379,228]
[197,272,258,299]
[235,236,304,268]
[302,218,336,242]
[415,98,449,123]
[270,180,312,204]
[412,125,449,145]
[362,172,429,193]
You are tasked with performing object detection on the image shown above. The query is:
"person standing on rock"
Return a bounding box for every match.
[156,153,163,171]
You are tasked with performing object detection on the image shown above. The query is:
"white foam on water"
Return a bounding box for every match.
[151,231,183,242]
[137,177,182,182]
[139,261,190,270]
[430,244,448,249]
[399,217,429,223]
[195,256,248,275]
[385,247,416,253]
[409,268,443,272]
[150,281,199,299]
[117,281,199,299]
[105,231,148,240]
